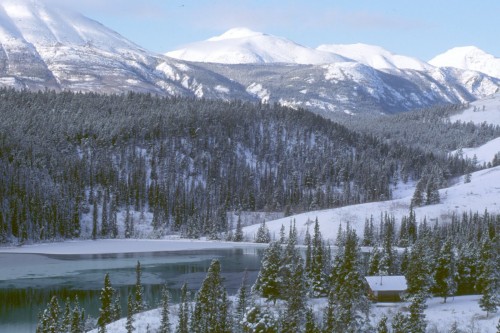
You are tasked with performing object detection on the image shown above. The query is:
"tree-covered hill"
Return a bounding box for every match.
[0,89,474,243]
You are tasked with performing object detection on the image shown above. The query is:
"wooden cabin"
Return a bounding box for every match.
[365,275,407,302]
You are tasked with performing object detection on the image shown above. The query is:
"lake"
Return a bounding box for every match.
[0,246,265,333]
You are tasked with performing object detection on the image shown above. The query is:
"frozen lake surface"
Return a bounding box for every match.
[0,240,265,333]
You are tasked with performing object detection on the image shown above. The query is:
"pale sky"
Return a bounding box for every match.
[47,0,499,61]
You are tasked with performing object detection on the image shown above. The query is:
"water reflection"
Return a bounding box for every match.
[0,247,263,332]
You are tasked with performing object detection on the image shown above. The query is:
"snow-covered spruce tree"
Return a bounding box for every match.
[235,272,249,333]
[406,293,427,333]
[92,198,99,240]
[367,246,381,276]
[126,294,134,333]
[101,191,109,238]
[61,297,71,332]
[133,261,144,314]
[391,311,408,333]
[310,218,328,297]
[71,296,85,333]
[376,314,389,333]
[241,304,278,333]
[255,221,271,243]
[432,239,457,303]
[112,291,121,321]
[190,259,231,333]
[159,284,171,333]
[176,283,190,333]
[326,227,370,332]
[304,307,319,333]
[233,215,244,242]
[280,257,307,333]
[406,239,432,296]
[477,237,499,317]
[98,273,115,333]
[36,295,60,333]
[252,241,282,303]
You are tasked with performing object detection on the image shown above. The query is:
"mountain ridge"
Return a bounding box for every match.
[0,1,498,115]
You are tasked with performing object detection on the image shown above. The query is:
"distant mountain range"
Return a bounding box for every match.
[0,0,498,115]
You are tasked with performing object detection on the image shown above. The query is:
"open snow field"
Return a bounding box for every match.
[0,239,265,255]
[450,93,500,126]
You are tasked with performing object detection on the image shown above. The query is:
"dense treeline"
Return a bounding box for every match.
[0,89,476,243]
[337,103,500,155]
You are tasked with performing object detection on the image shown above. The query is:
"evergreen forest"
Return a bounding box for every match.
[0,89,488,244]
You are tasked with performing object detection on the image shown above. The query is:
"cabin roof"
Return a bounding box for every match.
[365,275,407,292]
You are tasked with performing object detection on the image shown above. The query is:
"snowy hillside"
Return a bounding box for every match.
[166,27,350,65]
[450,92,500,126]
[243,165,500,243]
[430,46,500,80]
[317,43,432,71]
[448,93,500,164]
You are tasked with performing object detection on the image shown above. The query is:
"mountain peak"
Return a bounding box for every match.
[317,43,432,71]
[429,46,500,79]
[166,27,349,65]
[207,27,264,41]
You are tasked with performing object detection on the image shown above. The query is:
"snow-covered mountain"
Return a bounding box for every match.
[0,0,497,115]
[166,27,350,65]
[0,0,250,99]
[429,46,500,80]
[317,43,432,72]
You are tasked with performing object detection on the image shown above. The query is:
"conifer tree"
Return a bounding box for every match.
[391,311,408,333]
[432,239,457,303]
[126,294,134,333]
[190,259,230,333]
[477,238,499,317]
[376,314,389,333]
[176,283,189,333]
[110,291,121,321]
[92,199,99,240]
[304,307,319,333]
[327,227,370,332]
[235,272,249,333]
[407,293,427,333]
[98,273,115,333]
[252,241,282,303]
[310,218,327,297]
[71,296,85,333]
[61,297,71,332]
[234,215,244,242]
[255,221,271,243]
[101,191,109,237]
[159,284,171,333]
[134,261,144,314]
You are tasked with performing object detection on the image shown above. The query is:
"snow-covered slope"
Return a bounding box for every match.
[450,92,500,126]
[317,43,432,71]
[166,27,350,65]
[243,166,500,243]
[430,46,500,80]
[0,0,251,99]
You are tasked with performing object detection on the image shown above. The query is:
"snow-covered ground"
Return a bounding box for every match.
[448,92,500,165]
[243,166,500,243]
[90,295,498,333]
[450,93,500,126]
[0,239,265,255]
[451,137,500,166]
